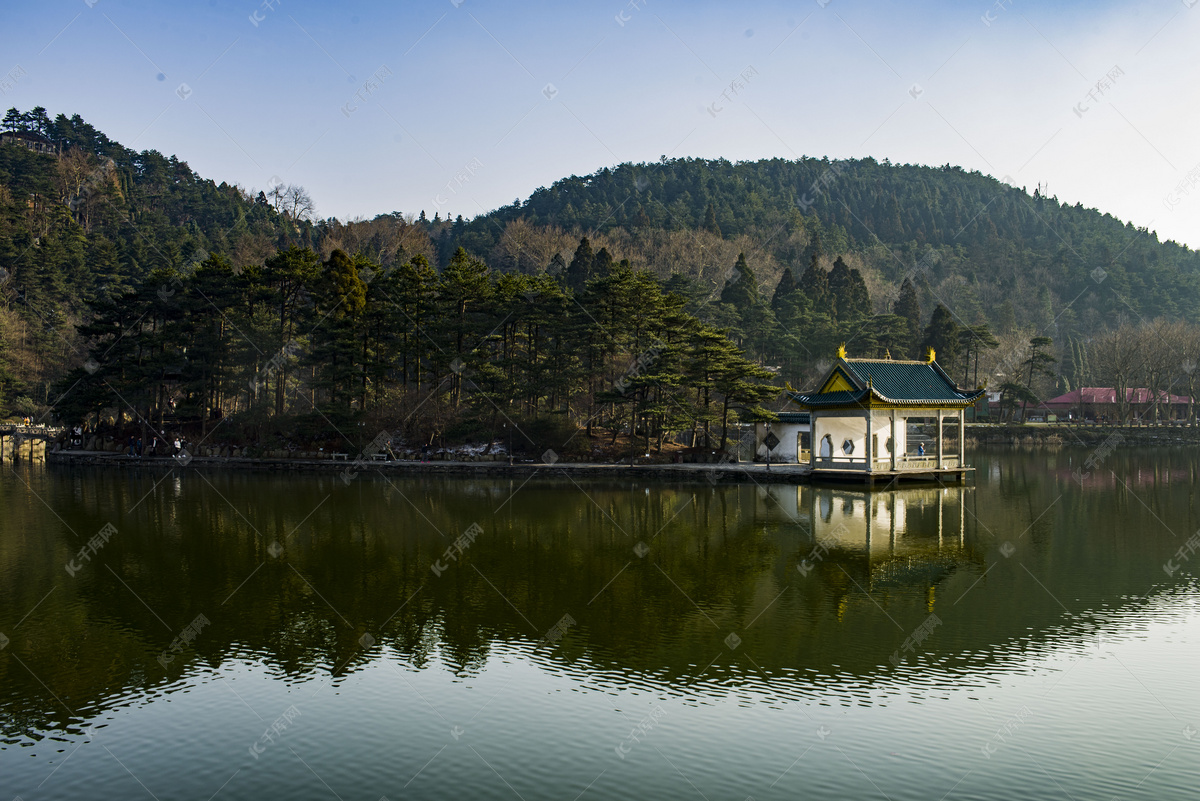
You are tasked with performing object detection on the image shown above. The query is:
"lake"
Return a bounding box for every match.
[2,447,1199,800]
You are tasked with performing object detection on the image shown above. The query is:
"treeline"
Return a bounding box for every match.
[441,157,1200,343]
[55,245,779,454]
[7,106,1200,431]
[1075,319,1200,422]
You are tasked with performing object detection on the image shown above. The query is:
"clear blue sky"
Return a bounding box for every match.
[3,0,1198,247]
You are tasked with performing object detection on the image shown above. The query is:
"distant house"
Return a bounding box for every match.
[0,130,58,155]
[1039,387,1191,421]
[778,346,984,479]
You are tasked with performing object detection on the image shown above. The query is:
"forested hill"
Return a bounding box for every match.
[3,106,1199,429]
[0,106,321,416]
[0,106,316,311]
[452,157,1199,329]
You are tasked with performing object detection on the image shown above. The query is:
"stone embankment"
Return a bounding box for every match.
[966,422,1200,447]
[47,447,813,484]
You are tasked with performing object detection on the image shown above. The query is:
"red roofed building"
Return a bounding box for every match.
[1039,387,1192,422]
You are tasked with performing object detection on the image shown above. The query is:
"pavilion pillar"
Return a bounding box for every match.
[865,411,873,473]
[890,411,897,471]
[936,409,944,469]
[958,413,965,469]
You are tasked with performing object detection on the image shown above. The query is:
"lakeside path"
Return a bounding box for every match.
[47,449,815,484]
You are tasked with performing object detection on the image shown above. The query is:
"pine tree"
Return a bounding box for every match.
[798,251,828,309]
[720,253,758,309]
[922,304,961,367]
[771,267,797,314]
[893,277,922,358]
[827,257,853,320]
[593,246,615,277]
[565,236,594,292]
[703,202,722,237]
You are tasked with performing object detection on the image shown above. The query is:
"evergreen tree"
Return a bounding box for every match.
[893,277,921,357]
[719,253,758,309]
[798,251,829,309]
[703,202,722,237]
[771,267,797,314]
[922,304,961,367]
[1020,335,1056,420]
[565,236,594,292]
[593,246,615,277]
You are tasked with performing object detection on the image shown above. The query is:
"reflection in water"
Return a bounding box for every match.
[1,448,1199,801]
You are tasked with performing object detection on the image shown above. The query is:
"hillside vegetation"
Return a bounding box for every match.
[2,106,1197,442]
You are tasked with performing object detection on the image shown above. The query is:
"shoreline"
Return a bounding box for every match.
[45,449,981,486]
[47,449,816,484]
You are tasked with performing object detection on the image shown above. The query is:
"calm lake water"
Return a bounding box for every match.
[2,448,1199,800]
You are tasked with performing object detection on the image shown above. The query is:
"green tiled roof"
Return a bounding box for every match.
[795,389,869,407]
[792,357,985,408]
[843,360,974,402]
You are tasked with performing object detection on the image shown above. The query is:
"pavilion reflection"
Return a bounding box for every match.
[756,483,969,555]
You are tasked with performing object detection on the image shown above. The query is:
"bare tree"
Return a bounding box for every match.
[1091,322,1142,422]
[266,182,286,210]
[1140,319,1187,421]
[281,184,315,221]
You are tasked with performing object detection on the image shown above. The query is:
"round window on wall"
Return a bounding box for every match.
[842,439,854,455]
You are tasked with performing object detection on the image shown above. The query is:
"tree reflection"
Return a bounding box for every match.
[0,451,1191,739]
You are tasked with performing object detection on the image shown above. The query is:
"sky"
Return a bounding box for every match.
[3,0,1199,248]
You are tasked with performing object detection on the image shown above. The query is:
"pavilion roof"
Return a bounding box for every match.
[792,354,985,409]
